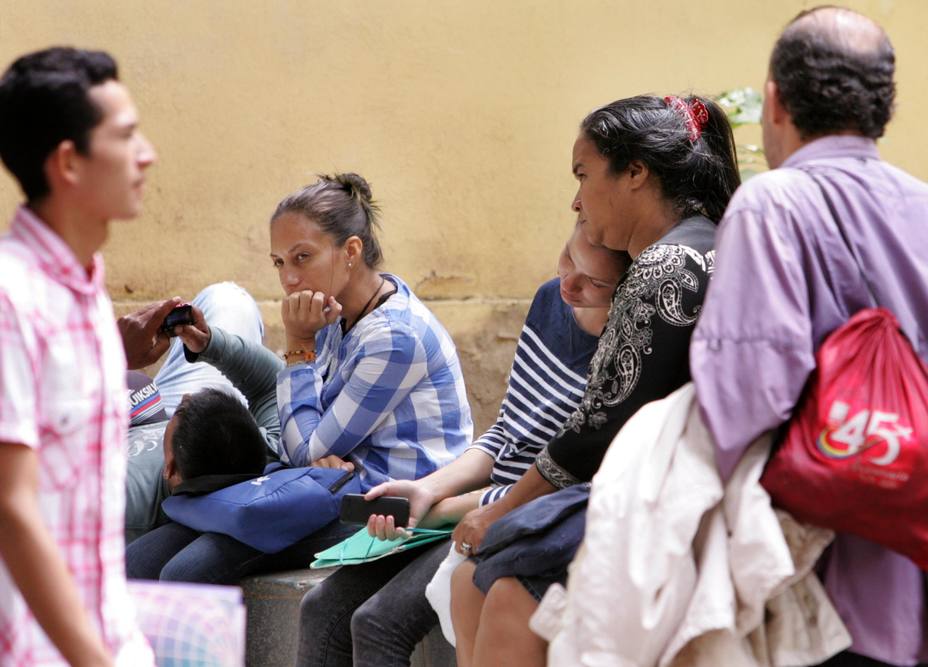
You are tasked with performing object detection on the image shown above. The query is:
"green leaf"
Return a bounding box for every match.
[715,87,762,128]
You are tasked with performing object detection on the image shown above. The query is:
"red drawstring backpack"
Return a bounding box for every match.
[760,174,928,570]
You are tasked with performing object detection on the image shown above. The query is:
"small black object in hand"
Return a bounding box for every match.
[340,494,411,527]
[160,304,194,336]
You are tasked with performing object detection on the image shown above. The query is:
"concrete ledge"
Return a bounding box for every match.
[240,567,455,667]
[241,569,328,666]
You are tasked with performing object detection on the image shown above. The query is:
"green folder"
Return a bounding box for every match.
[311,526,453,569]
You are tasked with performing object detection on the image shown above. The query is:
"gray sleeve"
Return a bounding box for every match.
[191,326,284,457]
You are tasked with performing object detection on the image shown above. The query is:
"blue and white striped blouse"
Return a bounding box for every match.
[277,274,473,488]
[470,278,599,505]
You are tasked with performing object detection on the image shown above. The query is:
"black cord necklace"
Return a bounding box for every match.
[345,275,386,333]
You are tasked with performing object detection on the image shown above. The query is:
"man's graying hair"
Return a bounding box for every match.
[771,5,895,139]
[272,173,384,268]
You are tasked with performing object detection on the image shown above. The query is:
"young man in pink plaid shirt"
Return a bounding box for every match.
[0,48,158,666]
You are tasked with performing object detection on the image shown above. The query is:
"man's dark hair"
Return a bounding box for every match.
[170,389,267,480]
[0,47,118,201]
[770,6,895,139]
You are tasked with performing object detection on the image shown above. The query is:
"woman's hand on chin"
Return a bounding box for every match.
[281,290,343,341]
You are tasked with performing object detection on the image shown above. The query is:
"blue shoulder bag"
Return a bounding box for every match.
[161,463,363,553]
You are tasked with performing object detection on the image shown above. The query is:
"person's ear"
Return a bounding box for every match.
[344,236,363,269]
[44,140,83,193]
[625,159,651,191]
[764,79,789,126]
[163,454,177,481]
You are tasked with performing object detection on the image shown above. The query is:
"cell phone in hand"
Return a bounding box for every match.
[339,494,411,527]
[160,304,194,337]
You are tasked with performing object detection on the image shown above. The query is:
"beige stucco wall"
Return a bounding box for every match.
[2,0,927,431]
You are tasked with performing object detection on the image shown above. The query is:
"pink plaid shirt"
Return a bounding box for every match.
[0,207,152,666]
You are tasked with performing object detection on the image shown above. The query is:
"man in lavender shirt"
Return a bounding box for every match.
[691,7,927,667]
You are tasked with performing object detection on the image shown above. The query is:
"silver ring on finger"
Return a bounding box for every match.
[461,541,472,554]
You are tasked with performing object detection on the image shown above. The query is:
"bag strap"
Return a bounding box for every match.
[802,168,880,308]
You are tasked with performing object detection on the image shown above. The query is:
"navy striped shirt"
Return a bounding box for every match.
[469,278,599,505]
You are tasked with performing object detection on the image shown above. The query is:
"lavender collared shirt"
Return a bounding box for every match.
[691,136,928,666]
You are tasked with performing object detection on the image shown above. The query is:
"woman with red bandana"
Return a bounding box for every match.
[449,94,740,667]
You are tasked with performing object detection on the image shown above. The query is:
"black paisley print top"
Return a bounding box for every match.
[536,216,716,487]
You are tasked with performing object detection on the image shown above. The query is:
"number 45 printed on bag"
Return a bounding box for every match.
[818,400,914,467]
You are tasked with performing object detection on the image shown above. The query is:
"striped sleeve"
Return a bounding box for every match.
[488,324,588,485]
[463,283,592,497]
[469,408,508,460]
[479,483,514,506]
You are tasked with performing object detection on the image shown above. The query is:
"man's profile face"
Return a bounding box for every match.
[73,80,156,220]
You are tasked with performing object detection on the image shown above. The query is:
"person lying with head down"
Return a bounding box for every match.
[124,372,275,545]
[296,222,630,667]
[121,280,272,544]
[126,172,473,584]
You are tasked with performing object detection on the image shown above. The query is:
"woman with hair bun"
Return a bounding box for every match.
[449,95,740,666]
[270,173,471,481]
[126,173,473,583]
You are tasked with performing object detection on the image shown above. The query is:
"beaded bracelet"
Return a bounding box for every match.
[283,348,317,365]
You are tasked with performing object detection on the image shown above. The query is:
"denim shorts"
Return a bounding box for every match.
[517,570,567,602]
